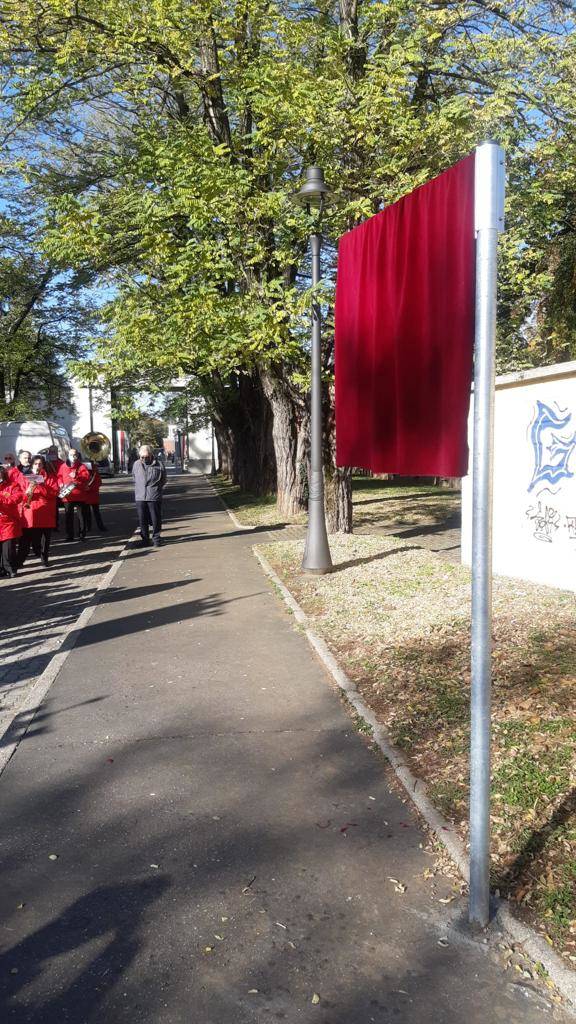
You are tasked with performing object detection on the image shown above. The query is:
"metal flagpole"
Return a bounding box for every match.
[469,141,505,928]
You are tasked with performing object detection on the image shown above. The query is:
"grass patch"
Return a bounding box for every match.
[539,864,576,933]
[212,476,304,528]
[352,479,460,534]
[214,474,460,536]
[428,780,468,821]
[258,533,576,957]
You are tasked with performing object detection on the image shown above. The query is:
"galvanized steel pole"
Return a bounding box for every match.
[469,142,505,928]
[302,230,333,574]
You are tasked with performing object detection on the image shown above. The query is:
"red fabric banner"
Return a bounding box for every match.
[335,155,476,477]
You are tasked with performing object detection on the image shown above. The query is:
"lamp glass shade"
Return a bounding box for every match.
[296,166,329,208]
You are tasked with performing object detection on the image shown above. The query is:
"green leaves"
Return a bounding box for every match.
[2,0,576,395]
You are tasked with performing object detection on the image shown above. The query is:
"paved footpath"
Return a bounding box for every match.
[0,477,571,1023]
[0,478,138,735]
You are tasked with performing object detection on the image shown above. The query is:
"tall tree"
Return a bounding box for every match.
[0,201,94,419]
[1,2,575,523]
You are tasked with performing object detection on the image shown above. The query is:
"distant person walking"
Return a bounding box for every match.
[133,445,166,547]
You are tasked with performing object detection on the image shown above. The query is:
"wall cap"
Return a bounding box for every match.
[495,360,576,391]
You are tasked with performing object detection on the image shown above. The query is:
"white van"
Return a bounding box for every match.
[0,420,71,460]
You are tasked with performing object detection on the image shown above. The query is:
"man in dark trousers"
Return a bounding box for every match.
[133,445,167,547]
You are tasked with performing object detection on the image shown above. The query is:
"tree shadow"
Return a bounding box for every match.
[495,787,576,894]
[0,877,170,1023]
[0,697,107,750]
[390,514,461,539]
[73,590,266,649]
[0,708,560,1023]
[99,580,196,604]
[331,545,423,573]
[353,490,445,507]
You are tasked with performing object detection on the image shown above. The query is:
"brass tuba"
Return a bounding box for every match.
[80,431,111,462]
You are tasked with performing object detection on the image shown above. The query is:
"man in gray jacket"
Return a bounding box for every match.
[133,445,167,547]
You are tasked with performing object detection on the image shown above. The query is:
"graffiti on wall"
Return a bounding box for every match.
[526,400,576,543]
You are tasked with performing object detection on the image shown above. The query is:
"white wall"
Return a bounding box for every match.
[187,424,214,475]
[462,361,576,593]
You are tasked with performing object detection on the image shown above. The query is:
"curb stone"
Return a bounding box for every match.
[0,530,140,776]
[205,478,254,531]
[253,546,576,1011]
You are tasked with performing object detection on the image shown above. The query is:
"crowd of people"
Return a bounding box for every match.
[0,443,168,579]
[0,446,106,579]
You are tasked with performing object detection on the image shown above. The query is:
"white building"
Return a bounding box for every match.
[164,419,215,475]
[56,382,113,449]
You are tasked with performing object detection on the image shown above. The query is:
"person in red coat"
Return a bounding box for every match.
[17,455,59,569]
[58,449,91,542]
[45,445,65,533]
[3,453,22,485]
[45,445,64,479]
[0,466,24,578]
[84,463,107,532]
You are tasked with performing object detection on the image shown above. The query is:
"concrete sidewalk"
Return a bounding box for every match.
[0,477,138,734]
[0,477,570,1023]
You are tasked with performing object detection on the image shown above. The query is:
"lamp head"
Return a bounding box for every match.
[295,166,329,209]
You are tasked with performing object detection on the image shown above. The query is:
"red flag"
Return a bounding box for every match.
[335,155,476,477]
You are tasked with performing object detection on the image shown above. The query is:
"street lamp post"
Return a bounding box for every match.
[296,166,333,575]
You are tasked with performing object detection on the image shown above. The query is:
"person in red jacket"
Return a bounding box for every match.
[3,453,22,484]
[45,445,65,533]
[58,449,91,542]
[44,445,64,477]
[0,465,24,578]
[84,463,107,532]
[17,455,59,568]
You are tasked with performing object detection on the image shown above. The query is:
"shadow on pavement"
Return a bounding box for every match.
[0,697,107,750]
[0,707,560,1024]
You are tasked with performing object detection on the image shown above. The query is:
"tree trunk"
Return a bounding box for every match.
[295,406,310,510]
[260,366,301,518]
[325,464,353,533]
[209,370,276,495]
[233,371,276,494]
[213,421,233,478]
[435,476,462,490]
[325,384,353,533]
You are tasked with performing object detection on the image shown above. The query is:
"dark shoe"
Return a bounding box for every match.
[40,559,49,569]
[137,538,150,547]
[152,538,162,548]
[65,535,74,542]
[79,536,86,543]
[98,526,108,533]
[6,570,17,578]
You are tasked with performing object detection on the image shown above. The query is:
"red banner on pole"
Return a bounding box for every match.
[335,155,476,477]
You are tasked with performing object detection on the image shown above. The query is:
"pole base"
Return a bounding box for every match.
[301,564,332,575]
